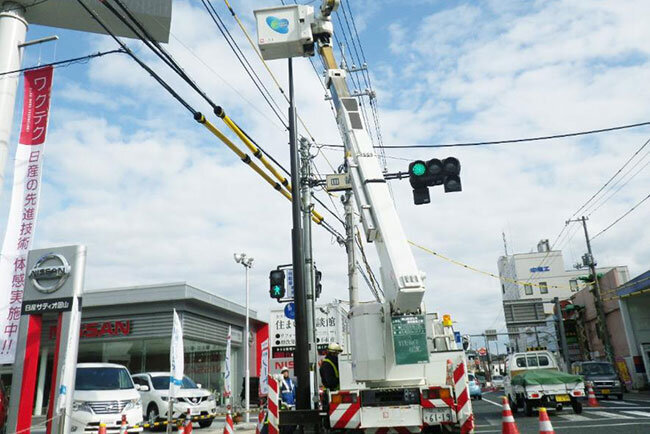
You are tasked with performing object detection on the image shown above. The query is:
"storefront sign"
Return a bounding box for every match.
[256,325,269,395]
[22,297,74,314]
[48,320,131,339]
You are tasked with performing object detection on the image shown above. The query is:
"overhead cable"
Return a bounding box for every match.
[318,121,650,149]
[0,49,125,77]
[592,193,650,240]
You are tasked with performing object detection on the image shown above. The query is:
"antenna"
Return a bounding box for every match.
[502,231,509,256]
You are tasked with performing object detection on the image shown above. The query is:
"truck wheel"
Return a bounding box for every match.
[198,419,213,428]
[572,399,583,414]
[510,396,518,414]
[524,400,534,417]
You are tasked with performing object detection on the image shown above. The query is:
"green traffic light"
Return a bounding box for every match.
[272,285,282,296]
[411,162,426,176]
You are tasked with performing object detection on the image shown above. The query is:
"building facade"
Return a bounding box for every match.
[0,282,265,416]
[617,270,650,389]
[498,239,628,353]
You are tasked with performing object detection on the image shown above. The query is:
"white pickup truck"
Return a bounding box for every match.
[504,350,585,416]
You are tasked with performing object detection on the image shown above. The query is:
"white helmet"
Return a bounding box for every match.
[327,342,343,353]
[281,367,289,373]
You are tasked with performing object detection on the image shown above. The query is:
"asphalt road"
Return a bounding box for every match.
[473,391,650,433]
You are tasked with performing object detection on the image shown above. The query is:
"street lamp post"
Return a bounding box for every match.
[234,253,254,423]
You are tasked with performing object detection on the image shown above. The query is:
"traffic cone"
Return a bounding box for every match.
[501,396,520,434]
[184,409,193,434]
[587,382,600,407]
[223,411,235,434]
[178,423,185,434]
[538,407,555,434]
[98,423,107,434]
[119,415,128,434]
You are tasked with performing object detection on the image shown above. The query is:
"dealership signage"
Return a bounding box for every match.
[48,320,131,340]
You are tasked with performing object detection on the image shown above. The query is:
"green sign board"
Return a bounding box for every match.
[391,315,430,365]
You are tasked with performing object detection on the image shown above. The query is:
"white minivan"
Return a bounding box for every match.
[71,363,144,433]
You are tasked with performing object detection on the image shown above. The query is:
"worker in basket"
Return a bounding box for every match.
[320,343,343,391]
[279,367,296,409]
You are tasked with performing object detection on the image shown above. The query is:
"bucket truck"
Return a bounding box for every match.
[255,2,475,432]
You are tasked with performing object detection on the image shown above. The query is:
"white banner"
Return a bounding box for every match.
[0,66,53,363]
[169,309,184,397]
[224,325,232,400]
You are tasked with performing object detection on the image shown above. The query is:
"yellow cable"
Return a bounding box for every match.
[196,114,323,225]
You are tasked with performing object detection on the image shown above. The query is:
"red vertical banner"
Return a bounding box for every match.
[256,324,269,396]
[20,65,53,145]
[16,314,42,433]
[0,65,53,363]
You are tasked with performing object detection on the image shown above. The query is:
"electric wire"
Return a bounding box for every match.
[0,49,125,78]
[591,193,650,240]
[318,121,650,149]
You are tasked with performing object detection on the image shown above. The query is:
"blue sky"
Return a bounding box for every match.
[2,0,649,350]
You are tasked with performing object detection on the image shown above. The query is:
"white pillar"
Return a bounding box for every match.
[0,2,27,196]
[33,346,49,416]
[244,265,250,423]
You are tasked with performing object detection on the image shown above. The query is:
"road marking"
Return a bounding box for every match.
[480,397,503,408]
[486,418,500,426]
[475,423,650,434]
[622,410,650,418]
[557,413,591,421]
[586,406,650,410]
[604,400,637,406]
[587,410,633,419]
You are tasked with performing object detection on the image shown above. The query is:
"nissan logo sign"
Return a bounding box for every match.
[28,253,71,294]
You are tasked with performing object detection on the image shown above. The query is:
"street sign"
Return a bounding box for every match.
[485,329,497,341]
[477,347,487,356]
[284,302,296,320]
[503,299,546,327]
[286,269,294,299]
[391,315,429,365]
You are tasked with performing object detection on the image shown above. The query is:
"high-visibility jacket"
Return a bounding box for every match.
[280,377,296,406]
[319,355,340,391]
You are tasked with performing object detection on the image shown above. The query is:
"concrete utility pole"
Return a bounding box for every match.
[343,190,359,307]
[568,216,615,363]
[300,137,319,407]
[554,297,571,371]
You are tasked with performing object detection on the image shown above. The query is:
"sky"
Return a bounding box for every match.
[1,0,649,352]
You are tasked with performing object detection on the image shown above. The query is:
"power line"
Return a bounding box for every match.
[592,193,650,240]
[570,137,650,219]
[318,121,650,149]
[0,49,125,77]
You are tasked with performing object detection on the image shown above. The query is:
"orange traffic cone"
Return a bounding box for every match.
[501,396,520,434]
[98,423,107,434]
[178,423,185,434]
[538,407,555,433]
[587,383,600,407]
[184,409,193,434]
[223,411,235,434]
[119,415,128,434]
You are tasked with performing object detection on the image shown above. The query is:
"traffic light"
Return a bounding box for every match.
[269,269,285,301]
[408,160,431,205]
[314,269,322,299]
[408,157,462,204]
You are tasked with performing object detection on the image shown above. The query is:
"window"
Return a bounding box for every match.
[76,367,134,390]
[539,282,548,294]
[570,279,578,292]
[526,356,539,367]
[151,375,198,390]
[502,284,505,294]
[538,355,550,367]
[524,284,533,295]
[516,357,526,368]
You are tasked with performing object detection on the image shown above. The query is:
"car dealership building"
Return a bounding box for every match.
[0,282,265,415]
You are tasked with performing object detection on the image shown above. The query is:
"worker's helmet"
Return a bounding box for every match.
[327,342,343,353]
[281,367,289,373]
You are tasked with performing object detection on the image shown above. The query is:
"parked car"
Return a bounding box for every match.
[491,375,505,390]
[0,379,7,432]
[573,361,624,400]
[468,373,482,400]
[131,372,217,430]
[72,363,143,433]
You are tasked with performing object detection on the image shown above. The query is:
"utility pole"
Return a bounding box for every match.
[554,297,571,371]
[288,58,310,411]
[343,190,359,307]
[300,137,319,408]
[568,216,615,363]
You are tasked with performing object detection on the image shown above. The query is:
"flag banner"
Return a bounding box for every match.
[169,309,184,397]
[256,324,269,395]
[0,66,54,363]
[225,325,232,400]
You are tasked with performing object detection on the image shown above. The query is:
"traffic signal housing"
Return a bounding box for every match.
[269,269,285,301]
[314,269,322,299]
[408,157,462,204]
